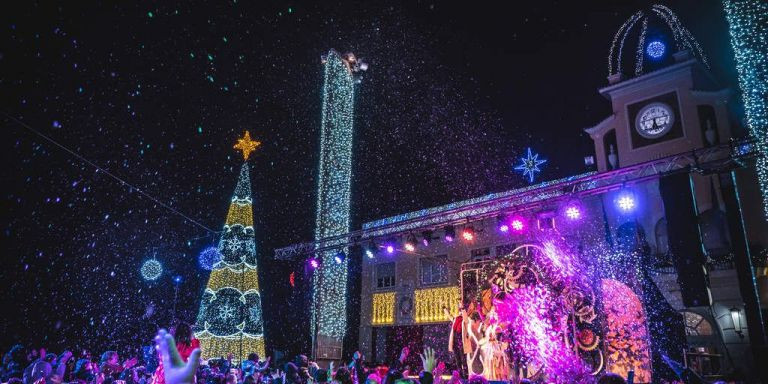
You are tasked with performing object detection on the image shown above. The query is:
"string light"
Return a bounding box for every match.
[196,158,265,361]
[609,5,709,78]
[371,292,396,325]
[723,0,768,218]
[413,286,460,323]
[313,50,358,340]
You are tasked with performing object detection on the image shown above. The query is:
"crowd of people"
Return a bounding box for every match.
[0,324,740,384]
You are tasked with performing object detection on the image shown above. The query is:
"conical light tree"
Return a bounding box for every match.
[195,131,265,361]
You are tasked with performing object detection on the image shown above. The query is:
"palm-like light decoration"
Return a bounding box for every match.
[514,147,547,183]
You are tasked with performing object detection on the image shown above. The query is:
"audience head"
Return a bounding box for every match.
[468,374,488,384]
[384,369,403,384]
[597,373,627,384]
[172,322,193,346]
[315,368,328,383]
[293,354,308,368]
[334,366,352,384]
[247,353,259,362]
[101,351,119,365]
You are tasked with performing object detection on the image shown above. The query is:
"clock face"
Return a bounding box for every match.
[635,102,675,139]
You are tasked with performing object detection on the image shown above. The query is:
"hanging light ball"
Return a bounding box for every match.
[198,246,222,271]
[141,259,163,281]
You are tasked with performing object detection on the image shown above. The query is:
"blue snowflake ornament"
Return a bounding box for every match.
[514,147,547,183]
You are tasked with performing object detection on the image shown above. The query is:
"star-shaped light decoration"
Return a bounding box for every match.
[233,131,261,161]
[514,147,547,183]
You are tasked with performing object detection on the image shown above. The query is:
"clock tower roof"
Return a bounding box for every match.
[607,4,708,85]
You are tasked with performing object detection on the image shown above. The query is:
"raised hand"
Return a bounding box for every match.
[419,347,436,373]
[154,329,201,384]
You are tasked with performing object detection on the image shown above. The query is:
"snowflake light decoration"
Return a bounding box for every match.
[141,259,163,281]
[514,147,547,183]
[219,305,236,320]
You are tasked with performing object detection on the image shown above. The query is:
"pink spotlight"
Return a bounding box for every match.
[511,219,525,232]
[309,258,319,269]
[386,245,395,254]
[499,224,510,233]
[404,243,415,252]
[565,206,581,220]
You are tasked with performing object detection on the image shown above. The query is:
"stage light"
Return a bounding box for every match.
[497,215,509,233]
[364,241,376,259]
[309,258,319,269]
[562,200,583,221]
[173,275,183,284]
[616,191,637,212]
[404,234,417,252]
[384,238,396,254]
[444,226,455,242]
[511,217,525,232]
[334,251,346,264]
[565,206,581,220]
[421,230,433,246]
[461,227,475,241]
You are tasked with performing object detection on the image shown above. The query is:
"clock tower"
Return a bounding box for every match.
[585,5,734,171]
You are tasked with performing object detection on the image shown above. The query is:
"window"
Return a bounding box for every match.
[681,311,713,336]
[495,243,517,258]
[375,262,396,289]
[420,255,448,286]
[654,218,669,257]
[471,247,491,261]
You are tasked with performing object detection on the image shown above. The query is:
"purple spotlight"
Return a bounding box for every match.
[386,244,395,254]
[444,225,456,242]
[510,217,526,232]
[616,192,636,212]
[309,258,319,269]
[497,215,510,233]
[565,206,581,220]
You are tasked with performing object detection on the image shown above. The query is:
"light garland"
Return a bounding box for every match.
[195,141,266,361]
[371,292,396,325]
[413,286,460,323]
[608,5,709,77]
[312,50,357,340]
[723,0,768,218]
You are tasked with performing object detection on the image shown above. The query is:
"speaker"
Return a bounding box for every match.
[658,172,712,307]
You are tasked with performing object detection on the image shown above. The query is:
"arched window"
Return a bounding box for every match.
[681,311,713,336]
[699,209,730,258]
[655,218,669,257]
[617,221,648,254]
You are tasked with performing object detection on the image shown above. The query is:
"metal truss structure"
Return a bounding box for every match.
[275,138,759,260]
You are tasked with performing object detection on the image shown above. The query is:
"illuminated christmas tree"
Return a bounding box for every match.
[195,131,265,361]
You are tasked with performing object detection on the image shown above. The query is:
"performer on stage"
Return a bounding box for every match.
[446,301,476,378]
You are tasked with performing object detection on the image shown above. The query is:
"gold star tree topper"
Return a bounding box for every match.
[233,131,261,161]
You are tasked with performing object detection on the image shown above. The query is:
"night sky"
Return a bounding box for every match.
[1,0,738,357]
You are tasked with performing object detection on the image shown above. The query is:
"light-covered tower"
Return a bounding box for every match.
[312,50,365,359]
[723,0,768,219]
[195,131,266,362]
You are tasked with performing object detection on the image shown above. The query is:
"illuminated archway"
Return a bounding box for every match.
[601,279,652,383]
